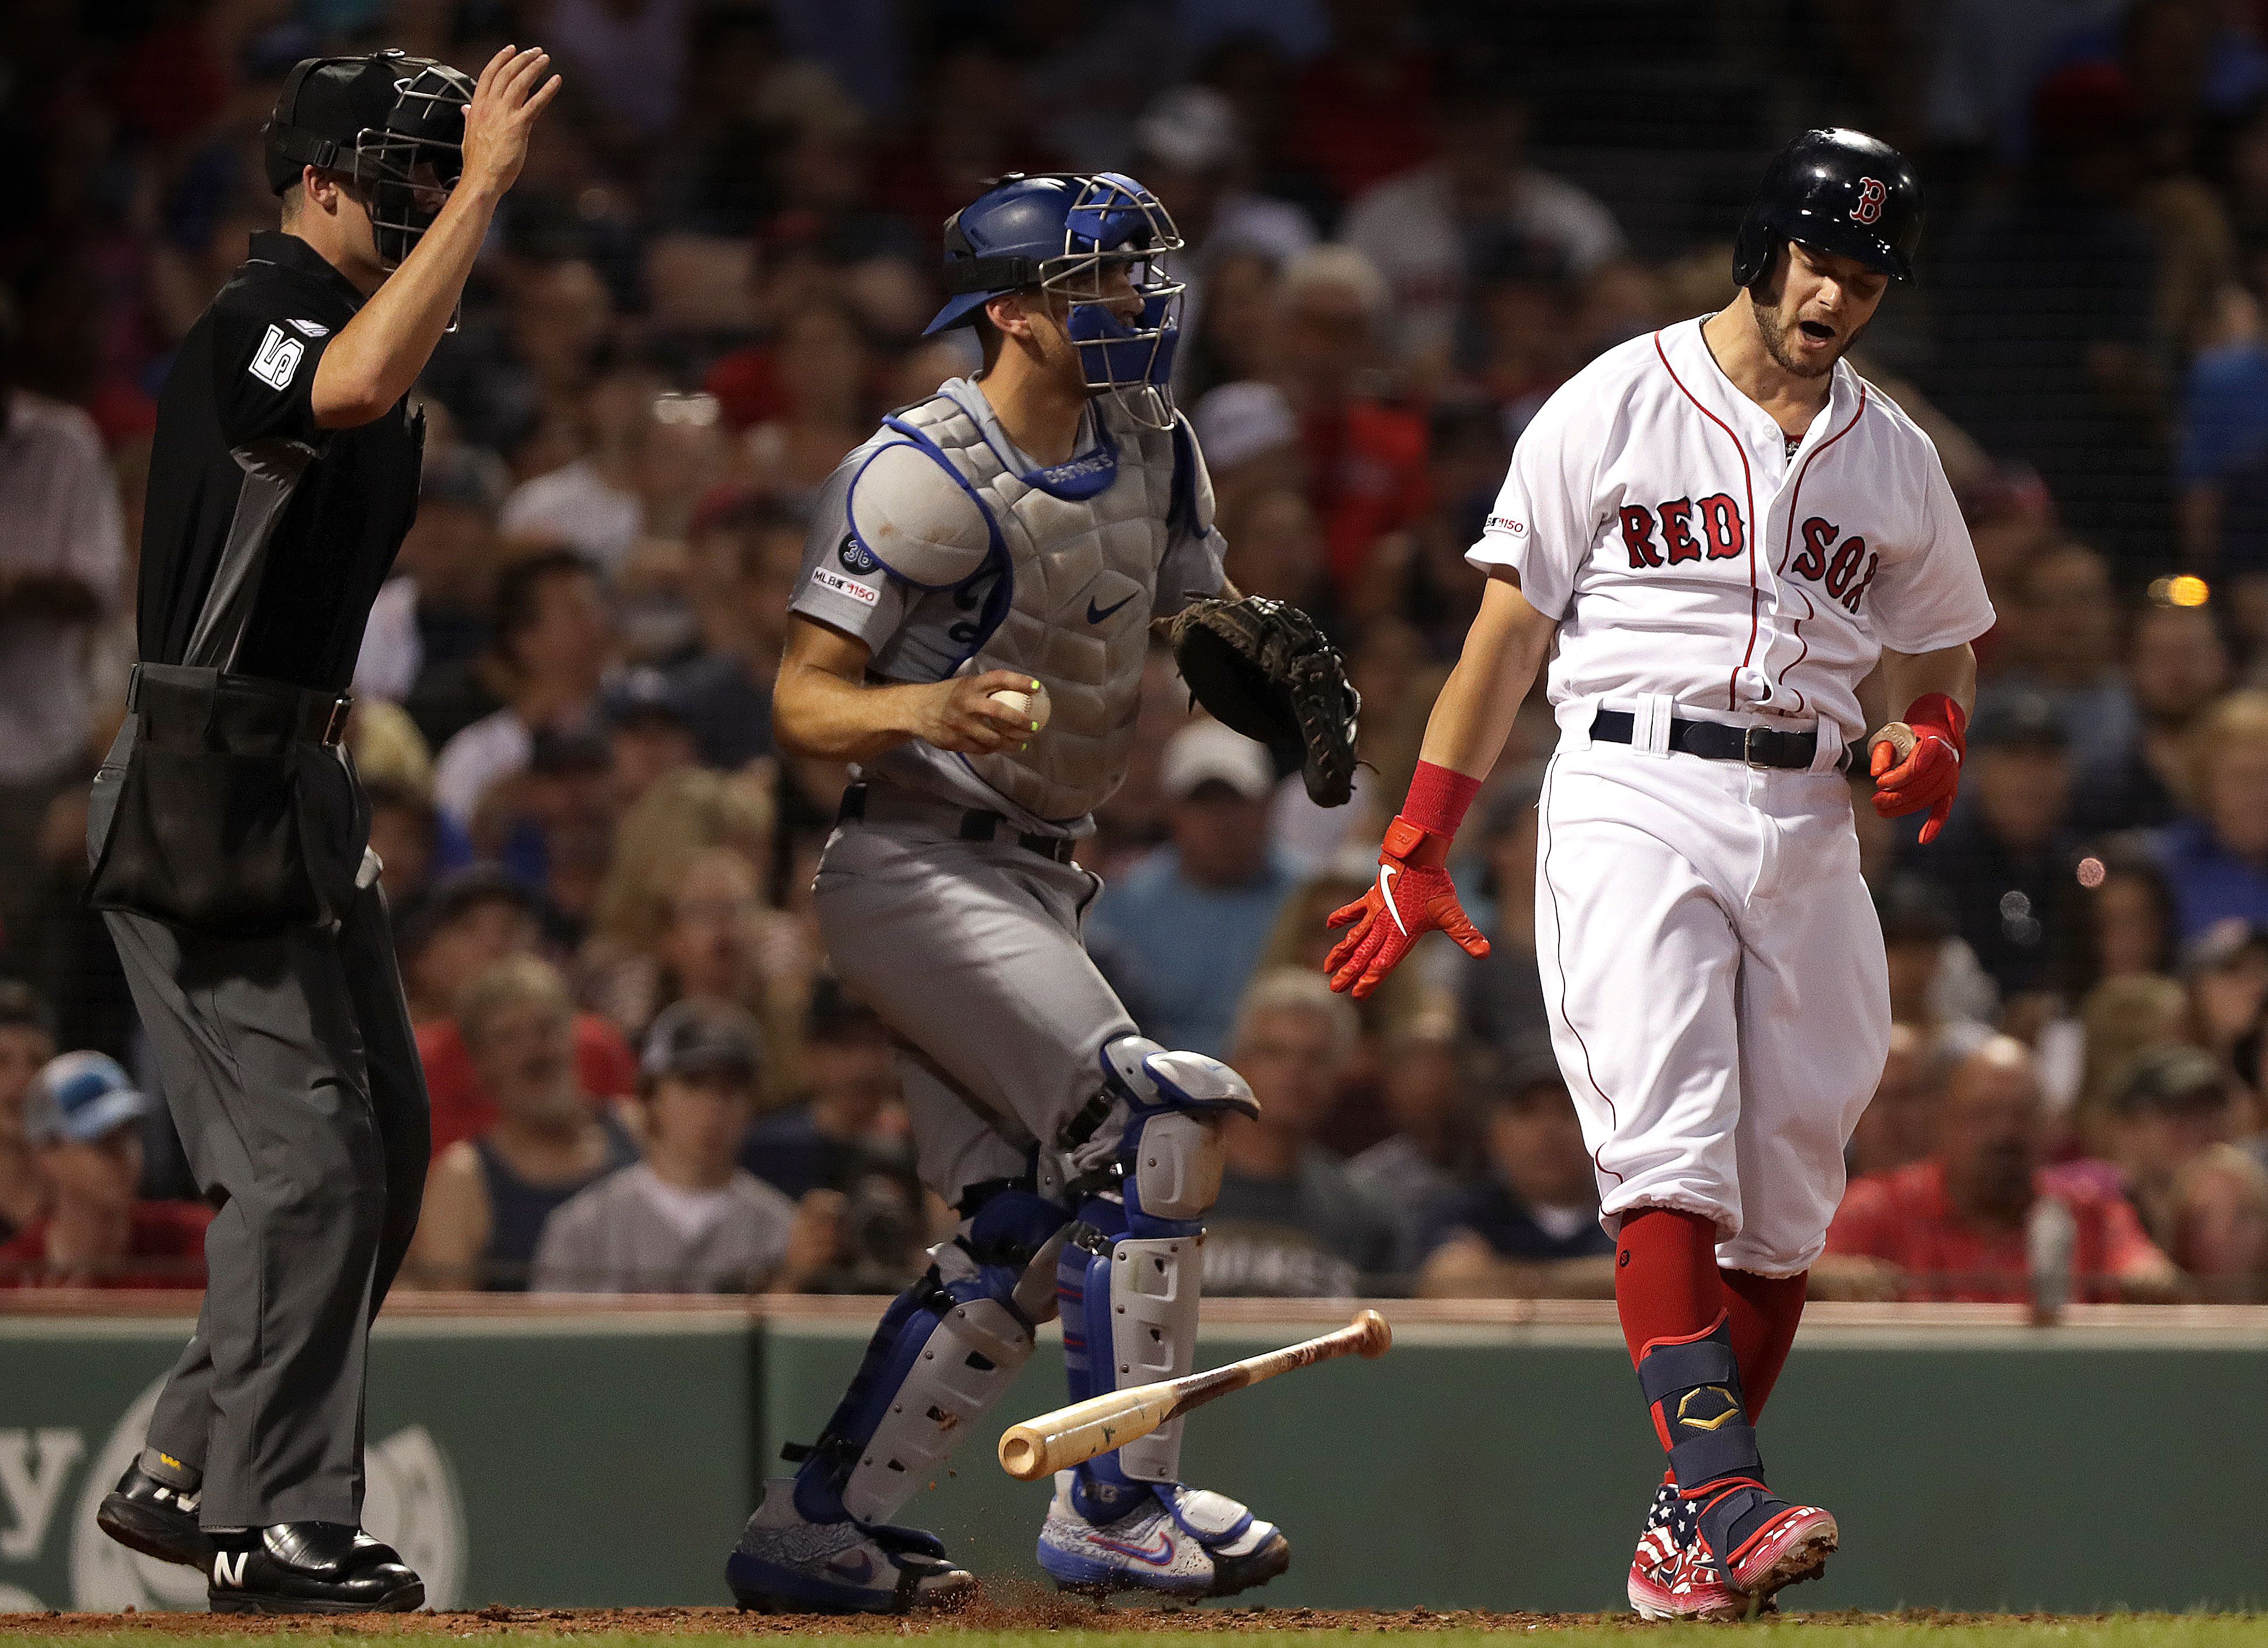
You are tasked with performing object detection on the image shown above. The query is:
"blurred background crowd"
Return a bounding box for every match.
[5,0,2268,1304]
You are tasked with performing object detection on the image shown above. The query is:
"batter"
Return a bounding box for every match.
[1324,130,1992,1618]
[724,172,1290,1613]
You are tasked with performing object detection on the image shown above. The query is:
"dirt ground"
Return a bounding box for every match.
[0,1605,1503,1637]
[0,1602,2207,1637]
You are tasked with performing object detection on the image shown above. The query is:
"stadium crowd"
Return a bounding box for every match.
[3,0,2268,1303]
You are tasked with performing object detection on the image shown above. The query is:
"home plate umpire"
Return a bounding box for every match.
[81,44,559,1615]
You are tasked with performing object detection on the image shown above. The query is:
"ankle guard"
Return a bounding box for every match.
[1635,1314,1780,1575]
[793,1185,1070,1526]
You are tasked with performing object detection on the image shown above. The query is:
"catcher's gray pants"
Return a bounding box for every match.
[812,807,1137,1202]
[91,732,429,1528]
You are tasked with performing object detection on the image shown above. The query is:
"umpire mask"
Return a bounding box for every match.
[263,51,474,268]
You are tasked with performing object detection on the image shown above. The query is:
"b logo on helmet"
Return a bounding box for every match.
[1851,177,1886,226]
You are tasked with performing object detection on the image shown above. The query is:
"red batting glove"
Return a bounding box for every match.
[1325,816,1490,999]
[1870,692,1968,846]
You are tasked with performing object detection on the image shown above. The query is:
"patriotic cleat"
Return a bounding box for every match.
[1036,1473,1290,1598]
[726,1481,976,1615]
[1632,1314,1836,1616]
[1693,1481,1838,1608]
[1627,1472,1747,1621]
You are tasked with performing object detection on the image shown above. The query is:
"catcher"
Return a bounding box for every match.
[726,171,1356,1614]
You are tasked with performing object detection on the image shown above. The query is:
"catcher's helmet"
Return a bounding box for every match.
[1732,128,1923,293]
[924,172,1185,430]
[263,50,474,268]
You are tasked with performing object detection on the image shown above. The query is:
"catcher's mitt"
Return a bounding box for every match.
[1167,595,1361,806]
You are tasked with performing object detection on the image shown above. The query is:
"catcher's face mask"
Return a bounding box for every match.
[1046,174,1186,431]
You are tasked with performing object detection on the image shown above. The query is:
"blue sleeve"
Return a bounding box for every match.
[1156,418,1227,614]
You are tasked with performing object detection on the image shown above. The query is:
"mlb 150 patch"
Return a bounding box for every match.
[812,567,880,607]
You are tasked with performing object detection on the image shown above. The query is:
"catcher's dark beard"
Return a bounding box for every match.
[1750,294,1867,379]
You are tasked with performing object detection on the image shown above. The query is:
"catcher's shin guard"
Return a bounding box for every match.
[1636,1314,1836,1602]
[1057,1036,1257,1522]
[790,1187,1070,1526]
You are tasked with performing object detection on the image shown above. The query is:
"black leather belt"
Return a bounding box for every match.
[837,783,1078,863]
[127,663,352,747]
[1589,708,1848,773]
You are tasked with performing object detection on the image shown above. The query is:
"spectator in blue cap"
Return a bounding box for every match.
[0,1052,210,1289]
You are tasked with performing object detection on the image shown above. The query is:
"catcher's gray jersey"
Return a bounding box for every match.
[790,376,1226,833]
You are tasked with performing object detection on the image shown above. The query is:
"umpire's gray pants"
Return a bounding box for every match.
[813,814,1137,1203]
[91,727,429,1528]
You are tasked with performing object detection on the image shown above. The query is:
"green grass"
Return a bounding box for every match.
[6,1619,2265,1648]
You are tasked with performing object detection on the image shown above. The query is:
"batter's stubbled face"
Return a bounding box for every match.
[1750,241,1889,379]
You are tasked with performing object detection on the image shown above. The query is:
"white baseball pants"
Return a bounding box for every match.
[1532,711,1891,1276]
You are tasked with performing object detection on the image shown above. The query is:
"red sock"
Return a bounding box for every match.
[1719,1268,1807,1418]
[1614,1208,1725,1365]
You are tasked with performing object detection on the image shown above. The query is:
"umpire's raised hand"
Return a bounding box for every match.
[458,45,564,200]
[310,46,561,428]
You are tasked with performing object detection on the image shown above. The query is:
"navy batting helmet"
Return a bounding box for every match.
[263,50,474,268]
[925,172,1186,429]
[1732,129,1923,293]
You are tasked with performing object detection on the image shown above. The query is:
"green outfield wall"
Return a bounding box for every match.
[0,1306,2260,1614]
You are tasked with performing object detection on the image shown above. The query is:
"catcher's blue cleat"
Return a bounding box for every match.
[726,1481,975,1615]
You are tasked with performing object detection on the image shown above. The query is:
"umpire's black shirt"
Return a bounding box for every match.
[139,230,423,691]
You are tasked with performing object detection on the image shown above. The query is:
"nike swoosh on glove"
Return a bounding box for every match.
[1325,816,1489,1000]
[1870,691,1967,846]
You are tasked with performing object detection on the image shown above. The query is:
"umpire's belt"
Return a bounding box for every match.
[1589,708,1850,773]
[86,664,367,938]
[126,663,352,746]
[837,782,1078,864]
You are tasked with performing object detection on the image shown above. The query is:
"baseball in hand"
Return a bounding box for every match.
[989,678,1052,733]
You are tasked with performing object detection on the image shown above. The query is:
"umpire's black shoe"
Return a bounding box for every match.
[207,1522,425,1615]
[96,1463,211,1569]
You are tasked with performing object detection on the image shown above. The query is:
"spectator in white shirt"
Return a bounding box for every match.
[1133,85,1317,400]
[1340,88,1625,369]
[497,366,661,576]
[432,550,613,833]
[0,292,125,949]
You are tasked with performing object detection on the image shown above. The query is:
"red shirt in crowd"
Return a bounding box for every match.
[0,1203,213,1290]
[1305,401,1432,600]
[1825,1158,2168,1304]
[415,1012,638,1159]
[1287,53,1437,203]
[702,346,783,432]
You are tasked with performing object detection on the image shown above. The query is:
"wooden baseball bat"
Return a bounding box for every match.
[997,1308,1392,1481]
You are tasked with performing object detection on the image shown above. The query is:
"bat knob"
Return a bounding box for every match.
[998,1427,1045,1481]
[1354,1308,1392,1358]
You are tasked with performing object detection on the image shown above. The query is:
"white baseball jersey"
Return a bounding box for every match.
[1471,318,1994,746]
[1474,319,1994,1275]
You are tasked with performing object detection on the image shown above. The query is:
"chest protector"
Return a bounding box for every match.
[854,392,1197,821]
